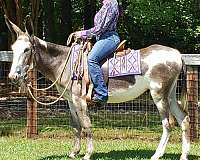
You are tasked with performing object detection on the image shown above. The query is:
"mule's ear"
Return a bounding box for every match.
[25,15,34,36]
[4,14,24,36]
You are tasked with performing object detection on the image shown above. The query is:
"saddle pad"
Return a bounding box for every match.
[108,50,141,77]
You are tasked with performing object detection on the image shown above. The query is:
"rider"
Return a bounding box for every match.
[76,0,120,104]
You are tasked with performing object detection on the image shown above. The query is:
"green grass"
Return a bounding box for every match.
[0,136,199,160]
[0,111,163,137]
[0,109,199,159]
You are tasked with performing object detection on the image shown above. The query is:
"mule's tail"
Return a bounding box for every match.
[180,58,188,114]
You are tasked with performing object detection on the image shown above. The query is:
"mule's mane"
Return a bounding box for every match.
[46,41,69,57]
[33,36,69,57]
[32,36,71,81]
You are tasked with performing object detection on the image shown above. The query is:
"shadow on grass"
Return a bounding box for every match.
[92,149,200,160]
[39,154,68,160]
[39,150,200,160]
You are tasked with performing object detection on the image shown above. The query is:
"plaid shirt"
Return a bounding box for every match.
[80,0,119,39]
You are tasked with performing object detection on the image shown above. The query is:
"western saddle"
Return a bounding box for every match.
[67,34,131,104]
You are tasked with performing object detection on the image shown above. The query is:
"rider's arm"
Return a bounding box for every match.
[80,1,118,39]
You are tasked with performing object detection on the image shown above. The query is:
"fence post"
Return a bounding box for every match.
[27,69,37,138]
[186,66,199,140]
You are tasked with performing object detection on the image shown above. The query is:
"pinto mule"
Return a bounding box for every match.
[5,15,190,160]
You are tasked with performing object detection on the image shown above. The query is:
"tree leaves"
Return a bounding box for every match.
[124,0,200,53]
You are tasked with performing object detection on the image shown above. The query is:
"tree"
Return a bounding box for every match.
[59,0,72,44]
[1,0,23,45]
[0,0,41,47]
[0,6,8,50]
[83,0,96,29]
[42,0,57,42]
[0,0,199,53]
[125,0,200,54]
[30,0,41,36]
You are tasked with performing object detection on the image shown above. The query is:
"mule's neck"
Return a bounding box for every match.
[33,37,71,81]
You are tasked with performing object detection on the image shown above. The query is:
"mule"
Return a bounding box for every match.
[5,15,190,160]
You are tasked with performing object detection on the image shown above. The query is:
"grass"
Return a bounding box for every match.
[0,136,200,160]
[0,108,199,159]
[0,111,163,137]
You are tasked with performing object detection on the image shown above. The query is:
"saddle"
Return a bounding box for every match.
[115,40,131,56]
[67,34,131,104]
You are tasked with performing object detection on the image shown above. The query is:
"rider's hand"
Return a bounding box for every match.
[74,31,82,39]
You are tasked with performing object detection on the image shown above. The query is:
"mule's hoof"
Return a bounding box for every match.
[82,154,91,160]
[151,155,160,160]
[68,153,76,159]
[151,158,158,160]
[82,158,90,160]
[180,155,188,160]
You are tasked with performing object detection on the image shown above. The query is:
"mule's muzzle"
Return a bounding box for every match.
[9,72,20,81]
[9,72,28,87]
[9,65,29,82]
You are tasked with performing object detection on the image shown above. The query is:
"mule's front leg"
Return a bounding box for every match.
[73,96,93,160]
[82,127,93,160]
[69,127,82,159]
[68,101,82,159]
[79,98,93,160]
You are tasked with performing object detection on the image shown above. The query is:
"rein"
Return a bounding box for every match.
[27,36,80,105]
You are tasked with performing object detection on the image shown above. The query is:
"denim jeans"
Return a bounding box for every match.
[88,31,120,100]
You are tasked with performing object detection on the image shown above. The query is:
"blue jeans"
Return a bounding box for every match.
[88,31,120,100]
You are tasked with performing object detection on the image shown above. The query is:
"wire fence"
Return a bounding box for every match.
[0,61,199,139]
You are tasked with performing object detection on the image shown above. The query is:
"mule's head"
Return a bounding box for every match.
[5,15,34,82]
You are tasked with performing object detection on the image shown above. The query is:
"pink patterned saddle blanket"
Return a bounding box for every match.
[108,50,141,77]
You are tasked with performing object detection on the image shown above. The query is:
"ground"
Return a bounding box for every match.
[0,129,199,160]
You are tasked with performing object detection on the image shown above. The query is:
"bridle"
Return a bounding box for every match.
[11,36,36,86]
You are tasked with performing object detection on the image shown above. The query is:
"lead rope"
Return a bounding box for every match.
[27,40,78,105]
[28,41,77,91]
[27,78,71,105]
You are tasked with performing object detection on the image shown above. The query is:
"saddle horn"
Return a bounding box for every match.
[66,32,75,46]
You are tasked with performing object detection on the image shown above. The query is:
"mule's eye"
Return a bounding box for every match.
[24,48,30,53]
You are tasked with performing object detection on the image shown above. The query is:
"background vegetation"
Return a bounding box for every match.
[0,0,199,54]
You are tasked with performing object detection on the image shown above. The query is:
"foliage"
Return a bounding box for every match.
[123,0,200,53]
[0,0,199,53]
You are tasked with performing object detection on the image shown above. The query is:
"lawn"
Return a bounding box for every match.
[0,132,199,160]
[0,99,199,160]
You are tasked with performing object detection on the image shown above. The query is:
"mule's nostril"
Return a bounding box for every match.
[16,68,21,75]
[9,73,20,81]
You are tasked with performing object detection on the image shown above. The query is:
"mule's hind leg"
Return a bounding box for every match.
[150,89,171,160]
[72,95,93,160]
[68,101,82,159]
[169,86,190,160]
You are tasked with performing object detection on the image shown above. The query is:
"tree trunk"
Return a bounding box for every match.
[30,0,41,35]
[42,0,56,42]
[1,0,23,45]
[60,0,72,44]
[0,8,8,50]
[83,0,96,29]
